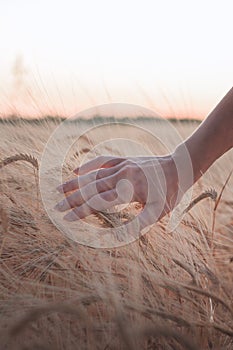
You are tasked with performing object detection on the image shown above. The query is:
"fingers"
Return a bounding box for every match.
[55,172,121,212]
[74,156,125,175]
[57,178,80,193]
[57,192,166,242]
[63,189,120,221]
[57,162,125,194]
[73,155,154,176]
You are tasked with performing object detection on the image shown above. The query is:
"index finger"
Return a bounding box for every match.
[74,156,125,175]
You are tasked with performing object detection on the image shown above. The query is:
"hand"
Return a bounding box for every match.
[55,154,181,231]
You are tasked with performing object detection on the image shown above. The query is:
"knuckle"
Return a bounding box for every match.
[97,168,105,179]
[122,159,132,167]
[122,163,134,175]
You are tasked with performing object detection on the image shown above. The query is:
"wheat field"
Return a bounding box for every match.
[0,117,232,350]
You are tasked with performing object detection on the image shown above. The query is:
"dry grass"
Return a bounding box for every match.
[0,118,232,349]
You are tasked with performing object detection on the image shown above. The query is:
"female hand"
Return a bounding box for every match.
[55,87,233,232]
[55,154,181,231]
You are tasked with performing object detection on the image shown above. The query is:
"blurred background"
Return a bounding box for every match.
[0,0,232,118]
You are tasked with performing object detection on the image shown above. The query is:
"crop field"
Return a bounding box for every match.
[0,117,232,350]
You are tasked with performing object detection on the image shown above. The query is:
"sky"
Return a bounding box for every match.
[0,0,232,119]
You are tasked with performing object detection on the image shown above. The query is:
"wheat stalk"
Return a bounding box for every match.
[0,206,9,259]
[0,153,39,170]
[211,168,233,249]
[97,211,123,227]
[96,211,135,242]
[0,206,9,233]
[183,188,217,214]
[0,153,39,207]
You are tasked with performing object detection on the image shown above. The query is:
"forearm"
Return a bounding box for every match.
[175,87,233,184]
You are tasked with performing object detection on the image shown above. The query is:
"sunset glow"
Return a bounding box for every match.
[0,0,232,119]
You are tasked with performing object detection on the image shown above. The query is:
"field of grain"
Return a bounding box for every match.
[0,117,232,350]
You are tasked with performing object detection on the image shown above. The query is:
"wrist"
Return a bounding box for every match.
[172,143,196,192]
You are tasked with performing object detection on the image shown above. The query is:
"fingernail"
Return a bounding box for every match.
[64,211,79,221]
[56,185,63,193]
[54,200,66,211]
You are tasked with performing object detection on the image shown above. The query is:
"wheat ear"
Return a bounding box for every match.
[183,188,217,214]
[0,153,39,170]
[0,153,39,206]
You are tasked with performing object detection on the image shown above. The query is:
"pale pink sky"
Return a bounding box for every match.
[0,0,232,119]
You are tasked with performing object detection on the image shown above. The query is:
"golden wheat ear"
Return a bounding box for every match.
[0,153,39,170]
[183,188,217,214]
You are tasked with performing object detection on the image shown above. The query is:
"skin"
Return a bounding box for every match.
[55,87,233,231]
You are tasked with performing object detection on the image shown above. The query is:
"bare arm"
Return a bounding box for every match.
[176,87,233,183]
[55,87,233,230]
